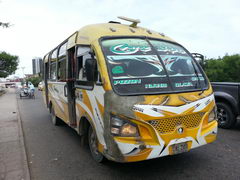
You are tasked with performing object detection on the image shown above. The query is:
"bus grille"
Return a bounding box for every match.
[148,112,204,134]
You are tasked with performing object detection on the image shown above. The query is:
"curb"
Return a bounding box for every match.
[16,91,31,180]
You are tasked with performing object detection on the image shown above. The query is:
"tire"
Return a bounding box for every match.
[217,102,236,129]
[50,105,60,126]
[88,125,104,163]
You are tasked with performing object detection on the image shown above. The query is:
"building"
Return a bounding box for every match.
[32,57,43,75]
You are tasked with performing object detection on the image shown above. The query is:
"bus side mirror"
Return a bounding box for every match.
[192,53,204,67]
[85,58,98,82]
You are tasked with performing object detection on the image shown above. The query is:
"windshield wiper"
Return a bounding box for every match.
[145,38,174,91]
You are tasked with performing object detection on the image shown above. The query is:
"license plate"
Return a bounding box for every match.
[172,142,188,155]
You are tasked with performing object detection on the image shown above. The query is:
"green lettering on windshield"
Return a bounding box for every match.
[114,79,141,85]
[191,77,204,81]
[175,82,193,87]
[145,83,168,89]
[110,44,151,55]
[112,66,124,74]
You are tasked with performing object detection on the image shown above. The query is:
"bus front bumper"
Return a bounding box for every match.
[107,120,217,163]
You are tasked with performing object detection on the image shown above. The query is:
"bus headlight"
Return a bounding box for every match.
[208,108,217,123]
[110,115,139,137]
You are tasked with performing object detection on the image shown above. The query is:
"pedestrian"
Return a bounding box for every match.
[28,82,35,97]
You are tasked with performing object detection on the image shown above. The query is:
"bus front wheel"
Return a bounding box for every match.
[88,125,104,163]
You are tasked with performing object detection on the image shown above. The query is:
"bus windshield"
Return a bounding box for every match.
[101,38,208,95]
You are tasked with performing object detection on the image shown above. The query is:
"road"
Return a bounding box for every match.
[17,90,240,180]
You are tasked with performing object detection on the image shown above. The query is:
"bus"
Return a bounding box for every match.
[42,16,217,163]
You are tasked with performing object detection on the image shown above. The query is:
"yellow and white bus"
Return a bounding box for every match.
[42,17,217,163]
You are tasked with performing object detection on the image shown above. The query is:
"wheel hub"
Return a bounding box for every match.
[217,108,227,124]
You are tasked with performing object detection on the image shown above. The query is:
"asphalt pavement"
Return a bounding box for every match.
[17,90,240,180]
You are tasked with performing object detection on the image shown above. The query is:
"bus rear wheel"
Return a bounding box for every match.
[88,125,104,163]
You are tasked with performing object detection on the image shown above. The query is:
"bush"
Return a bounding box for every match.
[204,54,240,82]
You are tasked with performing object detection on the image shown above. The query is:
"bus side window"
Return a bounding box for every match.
[43,54,49,80]
[57,42,67,81]
[57,59,66,80]
[50,62,57,80]
[49,49,57,80]
[77,56,83,80]
[76,46,91,81]
[77,53,91,81]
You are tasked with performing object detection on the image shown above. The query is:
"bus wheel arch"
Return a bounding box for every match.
[78,117,90,136]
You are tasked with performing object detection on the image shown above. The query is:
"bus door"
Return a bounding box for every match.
[66,47,77,127]
[75,46,93,122]
[51,42,71,123]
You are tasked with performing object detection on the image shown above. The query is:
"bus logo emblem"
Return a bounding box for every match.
[177,127,184,134]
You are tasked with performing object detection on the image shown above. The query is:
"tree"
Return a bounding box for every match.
[0,51,19,78]
[26,76,42,87]
[0,22,10,28]
[222,54,240,82]
[204,54,240,82]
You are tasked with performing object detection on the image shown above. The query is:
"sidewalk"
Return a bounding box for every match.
[0,89,30,180]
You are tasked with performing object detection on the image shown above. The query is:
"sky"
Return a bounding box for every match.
[0,0,240,78]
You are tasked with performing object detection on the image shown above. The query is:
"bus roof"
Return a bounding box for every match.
[72,23,174,47]
[44,21,175,62]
